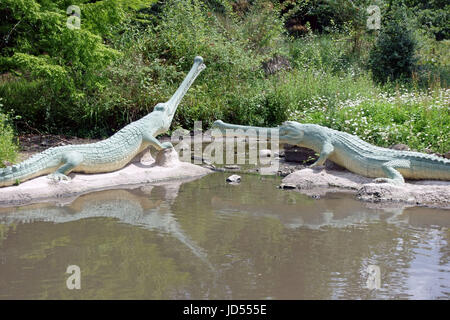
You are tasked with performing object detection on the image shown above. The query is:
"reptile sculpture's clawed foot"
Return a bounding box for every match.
[373,177,404,185]
[47,172,71,182]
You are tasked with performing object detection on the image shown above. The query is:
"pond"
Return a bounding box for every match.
[0,172,449,299]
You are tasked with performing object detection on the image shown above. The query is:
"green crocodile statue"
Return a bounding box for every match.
[0,56,206,187]
[212,120,450,184]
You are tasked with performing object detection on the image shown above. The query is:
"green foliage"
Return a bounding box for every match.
[0,99,19,166]
[235,0,285,54]
[0,0,448,155]
[88,0,287,131]
[289,33,362,73]
[281,0,371,35]
[0,0,146,134]
[403,0,449,40]
[369,18,417,84]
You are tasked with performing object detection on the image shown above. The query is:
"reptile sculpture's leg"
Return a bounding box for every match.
[309,142,334,168]
[373,159,410,185]
[47,151,84,182]
[143,133,173,151]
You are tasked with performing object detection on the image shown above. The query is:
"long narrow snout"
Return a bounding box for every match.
[212,120,279,139]
[166,56,206,118]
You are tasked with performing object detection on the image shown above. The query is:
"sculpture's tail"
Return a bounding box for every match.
[0,149,59,187]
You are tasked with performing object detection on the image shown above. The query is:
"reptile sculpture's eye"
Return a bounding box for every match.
[155,103,166,111]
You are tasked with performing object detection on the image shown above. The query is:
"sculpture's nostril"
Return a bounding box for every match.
[194,56,203,64]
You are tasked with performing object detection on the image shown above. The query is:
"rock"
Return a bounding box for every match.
[226,175,241,183]
[171,128,190,139]
[155,147,180,167]
[191,155,203,163]
[283,144,296,150]
[276,150,285,158]
[0,154,212,207]
[140,151,155,165]
[283,168,360,191]
[191,155,212,165]
[445,151,450,159]
[203,164,216,170]
[284,145,317,164]
[325,160,346,171]
[390,144,410,151]
[279,183,296,189]
[277,169,291,177]
[202,158,212,166]
[262,55,291,75]
[201,133,213,143]
[281,168,450,208]
[259,166,279,175]
[224,165,240,170]
[259,149,271,157]
[357,184,401,203]
[177,141,190,152]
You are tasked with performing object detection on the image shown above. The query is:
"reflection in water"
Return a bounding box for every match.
[0,172,449,299]
[0,183,211,268]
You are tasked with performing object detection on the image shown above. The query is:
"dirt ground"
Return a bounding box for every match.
[17,134,101,162]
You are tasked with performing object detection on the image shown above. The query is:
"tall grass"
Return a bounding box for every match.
[0,99,18,166]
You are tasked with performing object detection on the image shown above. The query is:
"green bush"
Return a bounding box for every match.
[0,99,18,166]
[281,0,370,35]
[413,33,450,88]
[368,18,417,84]
[404,0,449,41]
[0,0,151,135]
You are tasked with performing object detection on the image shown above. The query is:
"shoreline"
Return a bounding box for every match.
[2,134,449,209]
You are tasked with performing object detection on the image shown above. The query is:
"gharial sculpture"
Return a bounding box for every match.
[0,56,206,187]
[212,120,450,184]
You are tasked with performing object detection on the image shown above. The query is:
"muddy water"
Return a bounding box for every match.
[0,172,449,299]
